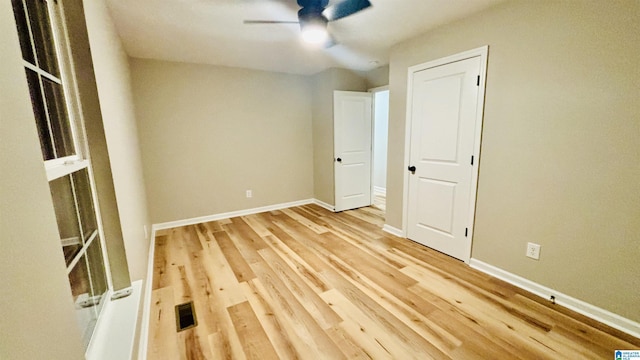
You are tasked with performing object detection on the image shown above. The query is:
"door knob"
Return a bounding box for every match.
[336,158,342,162]
[408,165,416,173]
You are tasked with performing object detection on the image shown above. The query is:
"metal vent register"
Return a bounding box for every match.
[175,302,197,331]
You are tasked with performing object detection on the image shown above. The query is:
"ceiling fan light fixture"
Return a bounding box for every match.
[299,11,329,45]
[301,24,328,44]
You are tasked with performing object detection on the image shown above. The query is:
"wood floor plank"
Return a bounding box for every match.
[222,217,269,265]
[321,253,462,354]
[152,235,169,290]
[406,270,568,359]
[257,246,342,329]
[260,234,332,294]
[325,326,374,360]
[319,268,451,359]
[148,287,180,360]
[320,289,403,359]
[319,215,407,270]
[239,280,301,360]
[147,205,640,360]
[248,256,347,359]
[178,328,209,360]
[194,231,246,308]
[228,301,280,360]
[208,331,241,360]
[255,212,331,273]
[184,237,247,359]
[280,207,329,234]
[209,227,256,283]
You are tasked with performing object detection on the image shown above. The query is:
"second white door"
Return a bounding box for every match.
[334,91,372,212]
[407,55,483,262]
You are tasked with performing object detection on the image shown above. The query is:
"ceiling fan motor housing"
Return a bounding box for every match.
[298,5,329,32]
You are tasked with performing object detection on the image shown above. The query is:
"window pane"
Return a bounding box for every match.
[11,0,35,64]
[42,77,75,158]
[86,239,108,308]
[25,0,59,77]
[25,69,55,160]
[49,174,82,266]
[68,254,98,348]
[68,240,108,350]
[72,170,97,242]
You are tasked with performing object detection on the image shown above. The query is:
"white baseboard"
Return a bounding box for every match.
[382,224,404,237]
[373,186,386,197]
[151,199,315,231]
[469,259,640,339]
[313,199,335,212]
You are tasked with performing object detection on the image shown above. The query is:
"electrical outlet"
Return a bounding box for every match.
[526,242,541,260]
[246,190,252,198]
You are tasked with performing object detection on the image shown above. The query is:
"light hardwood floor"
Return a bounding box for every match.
[147,204,639,359]
[372,194,385,212]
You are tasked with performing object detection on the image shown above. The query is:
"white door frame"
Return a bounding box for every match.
[368,85,389,206]
[401,46,489,263]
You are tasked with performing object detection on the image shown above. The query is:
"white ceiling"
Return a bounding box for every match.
[106,0,505,75]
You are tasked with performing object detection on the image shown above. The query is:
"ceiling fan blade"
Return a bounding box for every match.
[323,0,371,22]
[324,34,338,48]
[243,20,299,25]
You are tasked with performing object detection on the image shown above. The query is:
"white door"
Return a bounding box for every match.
[334,91,372,212]
[407,56,483,261]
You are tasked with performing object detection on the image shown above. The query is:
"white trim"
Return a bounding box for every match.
[151,199,315,231]
[86,280,142,360]
[23,60,63,84]
[382,224,405,238]
[469,259,640,339]
[44,154,83,182]
[65,230,98,275]
[138,227,157,360]
[402,46,489,264]
[313,199,335,212]
[60,236,81,247]
[373,186,386,197]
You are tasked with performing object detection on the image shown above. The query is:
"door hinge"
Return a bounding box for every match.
[465,228,468,237]
[471,155,474,165]
[476,75,480,86]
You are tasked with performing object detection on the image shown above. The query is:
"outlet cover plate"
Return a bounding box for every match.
[526,242,541,260]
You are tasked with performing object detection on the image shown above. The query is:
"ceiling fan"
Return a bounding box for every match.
[243,0,372,47]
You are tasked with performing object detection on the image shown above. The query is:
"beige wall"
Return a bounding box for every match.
[84,0,150,283]
[0,1,84,358]
[362,65,390,89]
[131,60,314,224]
[387,1,640,321]
[311,68,368,205]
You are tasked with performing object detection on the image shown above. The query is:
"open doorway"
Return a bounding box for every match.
[371,87,389,213]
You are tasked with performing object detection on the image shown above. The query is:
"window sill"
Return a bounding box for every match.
[86,280,142,360]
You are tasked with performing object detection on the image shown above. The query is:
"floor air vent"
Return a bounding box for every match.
[175,301,197,332]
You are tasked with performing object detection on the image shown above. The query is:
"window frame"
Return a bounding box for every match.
[13,0,115,349]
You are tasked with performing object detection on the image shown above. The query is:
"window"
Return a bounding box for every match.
[11,0,111,349]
